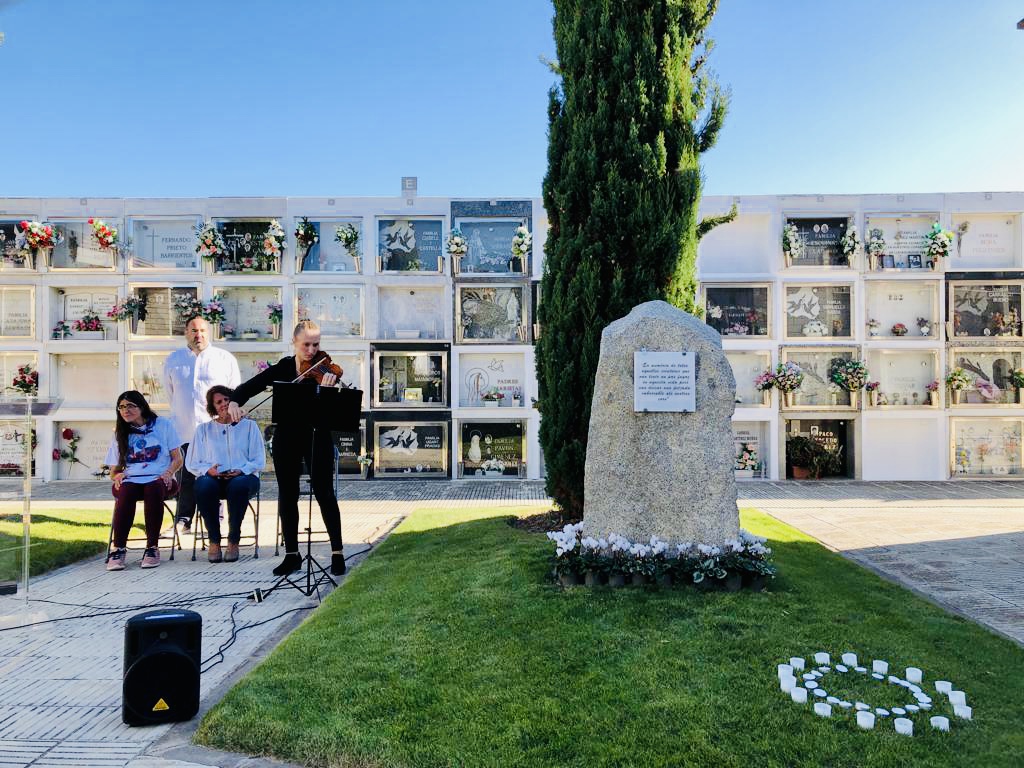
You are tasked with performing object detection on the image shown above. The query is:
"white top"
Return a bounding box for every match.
[162,345,241,444]
[104,416,181,484]
[185,418,266,478]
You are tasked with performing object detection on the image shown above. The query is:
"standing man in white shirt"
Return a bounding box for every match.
[163,315,240,533]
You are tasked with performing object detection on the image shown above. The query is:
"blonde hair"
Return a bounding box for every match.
[292,319,320,340]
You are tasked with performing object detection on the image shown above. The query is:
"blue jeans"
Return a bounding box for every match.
[194,474,259,545]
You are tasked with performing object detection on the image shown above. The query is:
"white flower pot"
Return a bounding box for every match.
[735,469,754,479]
[74,330,105,341]
[484,400,500,408]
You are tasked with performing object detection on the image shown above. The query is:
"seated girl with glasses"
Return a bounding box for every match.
[105,390,183,571]
[185,385,265,563]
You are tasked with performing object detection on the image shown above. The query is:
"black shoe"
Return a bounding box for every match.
[272,553,302,576]
[331,553,347,576]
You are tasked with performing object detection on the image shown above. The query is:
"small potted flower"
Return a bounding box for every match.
[87,218,118,251]
[107,296,145,334]
[72,312,106,340]
[241,327,260,341]
[753,370,775,406]
[267,302,283,339]
[925,380,941,407]
[195,220,227,270]
[774,361,804,408]
[839,224,860,268]
[924,222,954,270]
[294,217,319,272]
[782,222,803,267]
[1009,368,1024,404]
[10,363,39,396]
[220,323,236,339]
[482,387,504,407]
[509,225,531,272]
[724,322,749,336]
[447,228,467,274]
[52,320,72,340]
[866,318,880,338]
[865,380,880,407]
[829,358,869,408]
[917,317,932,337]
[735,442,758,479]
[891,322,908,337]
[335,223,361,271]
[946,367,972,405]
[866,228,885,270]
[357,453,373,479]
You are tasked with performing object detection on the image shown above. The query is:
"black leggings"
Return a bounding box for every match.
[272,429,342,553]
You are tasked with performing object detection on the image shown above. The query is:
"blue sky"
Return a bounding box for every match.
[1,0,1021,198]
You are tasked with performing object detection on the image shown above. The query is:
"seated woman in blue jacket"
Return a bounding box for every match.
[186,385,265,563]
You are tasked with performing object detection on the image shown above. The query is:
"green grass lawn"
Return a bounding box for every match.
[0,509,114,581]
[196,507,1024,768]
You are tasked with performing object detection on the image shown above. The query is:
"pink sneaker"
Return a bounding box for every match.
[140,546,161,569]
[106,548,127,571]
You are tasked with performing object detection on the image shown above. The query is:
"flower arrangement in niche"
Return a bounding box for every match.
[924,223,955,262]
[54,427,88,469]
[955,220,970,254]
[294,217,318,249]
[774,361,804,393]
[945,368,972,391]
[735,443,759,471]
[754,370,775,391]
[829,358,869,392]
[482,387,505,402]
[1009,368,1024,389]
[107,296,144,321]
[18,220,57,250]
[220,323,236,338]
[261,220,286,265]
[446,228,467,258]
[782,222,803,261]
[891,322,908,337]
[52,320,72,339]
[357,454,373,468]
[195,220,227,260]
[88,218,118,250]
[840,225,861,262]
[10,364,38,395]
[267,302,283,325]
[173,293,205,322]
[72,312,104,332]
[926,380,940,393]
[335,223,360,257]
[724,322,749,336]
[511,225,532,258]
[202,294,226,324]
[866,228,885,267]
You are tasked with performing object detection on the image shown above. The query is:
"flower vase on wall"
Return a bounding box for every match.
[352,255,362,273]
[868,391,878,407]
[950,390,961,405]
[272,323,281,341]
[129,309,140,335]
[849,391,859,409]
[762,390,771,407]
[296,245,309,273]
[1018,388,1024,405]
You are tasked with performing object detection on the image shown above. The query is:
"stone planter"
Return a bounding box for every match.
[695,577,718,592]
[656,573,672,588]
[735,469,754,480]
[584,570,604,587]
[723,573,743,592]
[73,330,105,341]
[607,573,627,588]
[484,400,500,408]
[630,572,647,587]
[558,572,582,587]
[791,465,812,480]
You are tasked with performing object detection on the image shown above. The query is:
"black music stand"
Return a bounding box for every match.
[267,382,361,598]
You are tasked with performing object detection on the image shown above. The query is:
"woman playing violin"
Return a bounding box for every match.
[227,319,347,577]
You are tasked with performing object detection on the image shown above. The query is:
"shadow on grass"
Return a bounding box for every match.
[196,508,1024,768]
[0,513,111,529]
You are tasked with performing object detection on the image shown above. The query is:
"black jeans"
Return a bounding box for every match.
[175,442,197,524]
[194,473,259,545]
[272,428,342,553]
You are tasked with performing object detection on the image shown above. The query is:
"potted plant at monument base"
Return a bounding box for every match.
[946,367,972,405]
[482,387,504,407]
[774,361,804,408]
[926,380,940,406]
[692,549,727,591]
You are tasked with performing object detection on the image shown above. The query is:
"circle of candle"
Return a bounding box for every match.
[856,711,875,730]
[892,707,906,715]
[803,673,816,681]
[778,663,794,679]
[894,717,913,736]
[909,684,921,694]
[887,675,901,685]
[930,716,950,731]
[780,677,796,693]
[915,693,931,703]
[906,704,920,713]
[835,664,848,673]
[872,673,884,680]
[805,681,818,690]
[839,701,853,709]
[935,680,952,694]
[791,687,808,704]
[817,666,831,673]
[919,702,932,710]
[826,696,840,705]
[814,652,830,665]
[948,690,966,706]
[872,660,888,674]
[905,667,923,684]
[814,702,831,718]
[790,657,805,671]
[953,704,972,720]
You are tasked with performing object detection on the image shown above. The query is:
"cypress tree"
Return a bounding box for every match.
[537,0,733,519]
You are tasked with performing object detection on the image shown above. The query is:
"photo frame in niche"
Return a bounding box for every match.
[949,282,1023,338]
[373,421,448,477]
[0,287,34,338]
[908,254,923,269]
[951,419,1023,477]
[130,286,201,338]
[455,219,527,274]
[296,286,362,338]
[784,284,852,339]
[457,285,528,343]
[48,219,119,270]
[127,218,202,271]
[880,255,896,269]
[459,420,525,478]
[704,284,770,337]
[377,219,443,272]
[950,348,1023,406]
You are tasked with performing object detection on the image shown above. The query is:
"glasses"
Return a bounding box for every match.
[117,403,140,411]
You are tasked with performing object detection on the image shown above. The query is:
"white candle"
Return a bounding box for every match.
[875,708,890,717]
[805,681,818,690]
[871,673,885,680]
[802,673,816,681]
[948,690,966,707]
[906,705,920,713]
[892,707,906,715]
[854,702,869,711]
[894,717,913,736]
[789,657,805,671]
[813,689,827,698]
[872,660,889,674]
[841,652,857,666]
[905,667,923,683]
[930,715,950,731]
[839,701,853,709]
[814,652,830,665]
[857,711,875,729]
[826,696,840,704]
[780,676,796,693]
[954,704,972,720]
[887,675,901,685]
[814,702,832,718]
[854,666,867,673]
[791,687,808,704]
[777,663,794,679]
[935,680,952,694]
[835,664,848,673]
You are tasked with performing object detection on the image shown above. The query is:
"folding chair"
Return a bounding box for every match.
[105,493,182,563]
[191,478,261,560]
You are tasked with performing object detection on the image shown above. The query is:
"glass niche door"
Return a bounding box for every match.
[781,347,859,409]
[373,420,448,477]
[703,284,771,337]
[865,350,938,408]
[458,420,526,478]
[948,348,1023,406]
[948,281,1023,339]
[725,351,772,407]
[784,284,853,340]
[373,351,448,407]
[951,418,1023,477]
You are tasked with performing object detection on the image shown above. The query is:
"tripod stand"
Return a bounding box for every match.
[265,381,361,599]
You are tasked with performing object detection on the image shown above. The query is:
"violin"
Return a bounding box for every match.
[296,350,343,385]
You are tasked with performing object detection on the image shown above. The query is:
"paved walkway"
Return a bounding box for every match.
[0,481,550,768]
[738,481,1024,645]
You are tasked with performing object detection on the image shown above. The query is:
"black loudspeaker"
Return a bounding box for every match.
[123,609,202,726]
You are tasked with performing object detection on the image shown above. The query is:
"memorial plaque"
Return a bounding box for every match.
[216,286,282,340]
[785,285,852,338]
[128,352,172,408]
[375,353,446,406]
[864,282,937,336]
[633,351,696,413]
[726,351,772,406]
[130,219,200,270]
[297,219,361,272]
[296,286,362,337]
[459,352,526,406]
[377,219,443,272]
[49,220,117,269]
[133,286,200,337]
[783,348,855,407]
[786,217,848,267]
[457,220,523,273]
[460,420,525,477]
[214,220,280,272]
[950,348,1023,405]
[54,420,115,480]
[374,421,448,477]
[0,288,33,337]
[335,422,366,475]
[952,214,1017,269]
[63,291,116,323]
[865,215,933,269]
[868,350,936,406]
[54,354,120,407]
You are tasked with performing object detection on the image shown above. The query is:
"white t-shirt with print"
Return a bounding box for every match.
[104,416,181,484]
